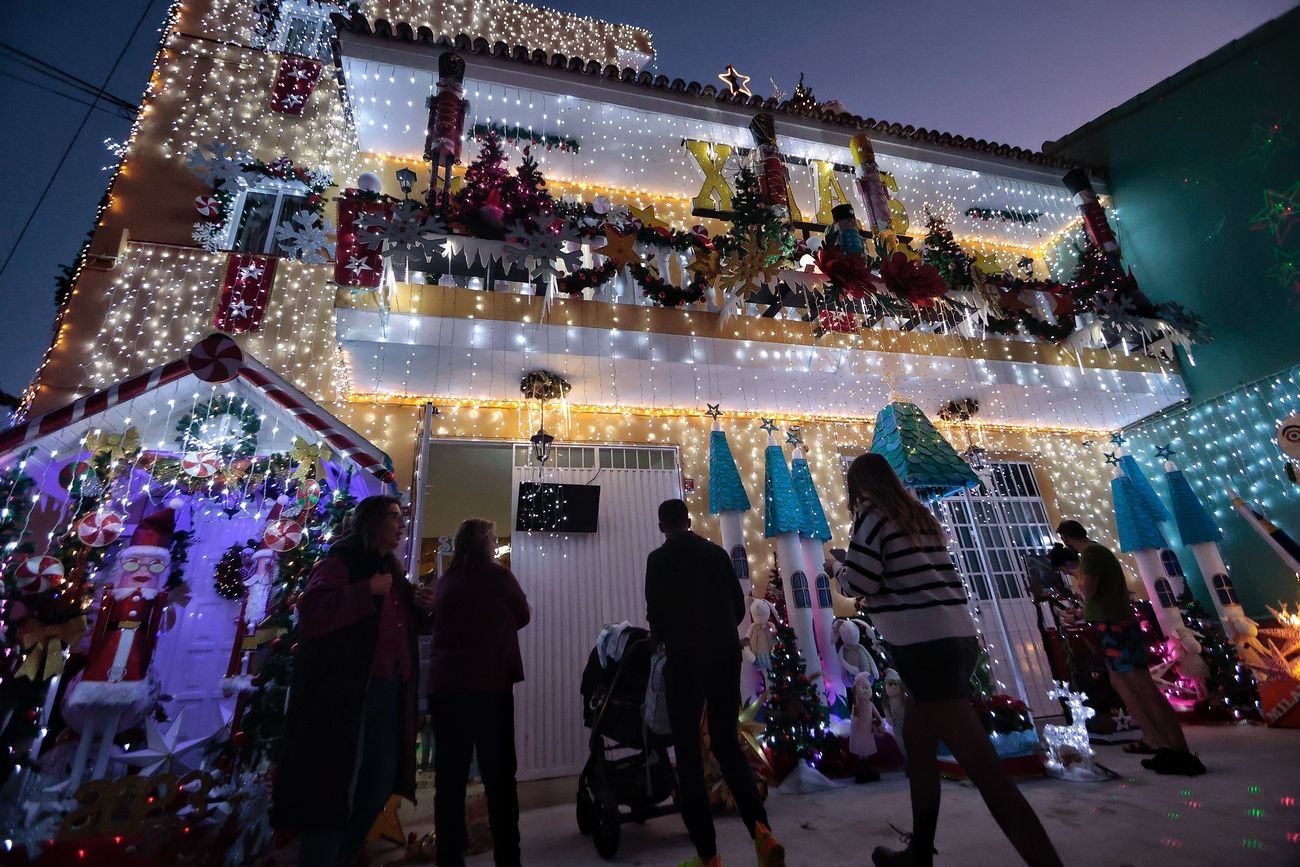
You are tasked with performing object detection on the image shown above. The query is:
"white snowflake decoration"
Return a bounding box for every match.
[185,139,251,188]
[504,223,583,280]
[192,221,227,252]
[357,200,444,263]
[275,211,335,263]
[304,167,334,188]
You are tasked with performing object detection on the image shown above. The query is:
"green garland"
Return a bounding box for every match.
[473,122,580,154]
[175,395,262,459]
[631,263,708,308]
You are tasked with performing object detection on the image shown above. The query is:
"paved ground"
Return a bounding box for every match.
[369,724,1300,866]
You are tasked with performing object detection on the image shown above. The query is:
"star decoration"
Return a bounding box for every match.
[593,224,641,268]
[237,262,265,282]
[1238,114,1297,168]
[226,298,252,318]
[367,795,405,846]
[114,710,211,776]
[1103,451,1120,466]
[759,418,779,434]
[689,247,722,281]
[718,236,783,294]
[1266,246,1300,293]
[1109,432,1127,446]
[737,697,772,771]
[785,426,803,447]
[1081,440,1094,448]
[705,404,722,419]
[1154,444,1175,460]
[345,256,374,278]
[1248,182,1300,245]
[718,64,752,98]
[626,204,668,231]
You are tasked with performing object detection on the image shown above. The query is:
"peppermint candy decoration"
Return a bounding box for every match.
[76,511,126,548]
[182,451,221,478]
[296,480,322,509]
[195,195,222,218]
[15,555,64,594]
[1280,414,1300,460]
[263,518,304,552]
[187,333,244,383]
[59,460,98,490]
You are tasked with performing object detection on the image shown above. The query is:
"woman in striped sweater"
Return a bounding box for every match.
[837,454,1063,867]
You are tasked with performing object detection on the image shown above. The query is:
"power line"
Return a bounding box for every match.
[0,42,139,113]
[0,0,157,280]
[0,69,136,120]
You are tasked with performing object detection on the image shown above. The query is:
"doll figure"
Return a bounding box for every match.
[849,669,881,760]
[882,668,907,757]
[837,618,879,691]
[746,599,774,676]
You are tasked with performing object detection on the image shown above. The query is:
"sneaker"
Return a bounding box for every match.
[754,822,785,867]
[679,857,722,867]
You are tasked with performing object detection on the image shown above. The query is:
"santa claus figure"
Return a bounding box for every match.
[63,507,175,791]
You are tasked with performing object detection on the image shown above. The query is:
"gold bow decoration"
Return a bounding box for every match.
[290,436,333,481]
[16,616,88,681]
[84,428,141,462]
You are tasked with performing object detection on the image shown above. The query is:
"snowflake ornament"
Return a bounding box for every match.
[275,211,336,263]
[357,200,444,263]
[504,223,583,280]
[193,221,227,252]
[186,139,251,188]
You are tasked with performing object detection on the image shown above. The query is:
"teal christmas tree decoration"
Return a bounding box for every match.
[1165,467,1224,546]
[708,429,751,515]
[869,401,979,497]
[1111,475,1168,552]
[1117,454,1171,523]
[763,443,805,538]
[790,454,832,541]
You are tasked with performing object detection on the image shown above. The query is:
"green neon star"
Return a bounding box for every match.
[1265,246,1300,293]
[1239,114,1297,168]
[1249,182,1300,244]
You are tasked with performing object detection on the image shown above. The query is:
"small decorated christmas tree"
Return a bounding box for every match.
[508,146,555,231]
[760,568,833,775]
[788,73,817,111]
[921,212,973,292]
[717,165,796,272]
[214,543,248,600]
[453,129,512,238]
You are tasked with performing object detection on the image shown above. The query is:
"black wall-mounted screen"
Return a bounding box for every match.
[515,482,601,533]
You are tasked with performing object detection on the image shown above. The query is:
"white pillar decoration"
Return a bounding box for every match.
[790,443,847,707]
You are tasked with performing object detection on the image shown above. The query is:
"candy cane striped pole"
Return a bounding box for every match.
[237,358,395,485]
[0,357,192,455]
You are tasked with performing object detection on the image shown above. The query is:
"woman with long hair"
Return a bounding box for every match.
[272,495,435,867]
[835,454,1063,867]
[427,518,530,867]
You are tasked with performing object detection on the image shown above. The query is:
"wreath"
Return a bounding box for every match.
[520,371,572,401]
[938,398,980,422]
[556,261,618,297]
[631,263,709,308]
[176,395,262,459]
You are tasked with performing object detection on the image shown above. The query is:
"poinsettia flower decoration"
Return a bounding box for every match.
[814,245,876,299]
[879,251,948,307]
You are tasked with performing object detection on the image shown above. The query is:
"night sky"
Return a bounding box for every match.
[1,0,1295,398]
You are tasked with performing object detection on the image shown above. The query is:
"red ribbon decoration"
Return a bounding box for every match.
[334,194,388,288]
[269,55,323,115]
[215,253,278,334]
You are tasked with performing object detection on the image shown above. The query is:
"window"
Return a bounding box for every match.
[1159,549,1185,578]
[791,571,811,608]
[228,186,310,254]
[937,461,1054,601]
[1154,577,1178,608]
[815,574,833,609]
[730,544,750,580]
[1212,573,1240,606]
[264,1,335,61]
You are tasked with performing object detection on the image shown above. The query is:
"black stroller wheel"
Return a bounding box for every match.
[576,788,595,836]
[591,795,621,859]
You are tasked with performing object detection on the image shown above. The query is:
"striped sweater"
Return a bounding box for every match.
[838,503,976,646]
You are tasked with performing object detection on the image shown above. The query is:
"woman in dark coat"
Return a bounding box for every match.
[271,495,434,867]
[428,518,530,867]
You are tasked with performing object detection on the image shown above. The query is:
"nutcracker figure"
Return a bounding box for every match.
[1062,168,1120,264]
[424,51,469,215]
[848,132,893,235]
[747,113,790,213]
[63,507,175,791]
[225,537,277,689]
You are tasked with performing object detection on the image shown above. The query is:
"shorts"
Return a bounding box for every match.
[1094,620,1148,673]
[886,636,981,703]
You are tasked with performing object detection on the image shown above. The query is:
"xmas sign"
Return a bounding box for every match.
[214,253,278,334]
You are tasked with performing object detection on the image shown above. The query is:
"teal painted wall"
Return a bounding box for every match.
[1053,10,1300,614]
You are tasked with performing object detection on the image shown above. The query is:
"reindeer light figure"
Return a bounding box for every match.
[1043,681,1099,778]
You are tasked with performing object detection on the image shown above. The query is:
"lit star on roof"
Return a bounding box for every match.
[1103,451,1120,466]
[1154,444,1175,460]
[705,404,722,419]
[718,64,752,98]
[759,418,778,434]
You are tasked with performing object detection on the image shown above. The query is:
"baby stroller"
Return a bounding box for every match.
[576,625,678,858]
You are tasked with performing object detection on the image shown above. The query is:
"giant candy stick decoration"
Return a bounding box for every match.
[762,428,825,703]
[1226,488,1300,575]
[789,444,846,705]
[424,51,469,214]
[1164,462,1258,644]
[849,132,894,236]
[1062,168,1120,265]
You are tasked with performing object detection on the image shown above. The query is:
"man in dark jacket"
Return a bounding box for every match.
[646,499,785,867]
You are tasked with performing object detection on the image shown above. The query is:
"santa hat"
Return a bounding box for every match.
[125,507,175,559]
